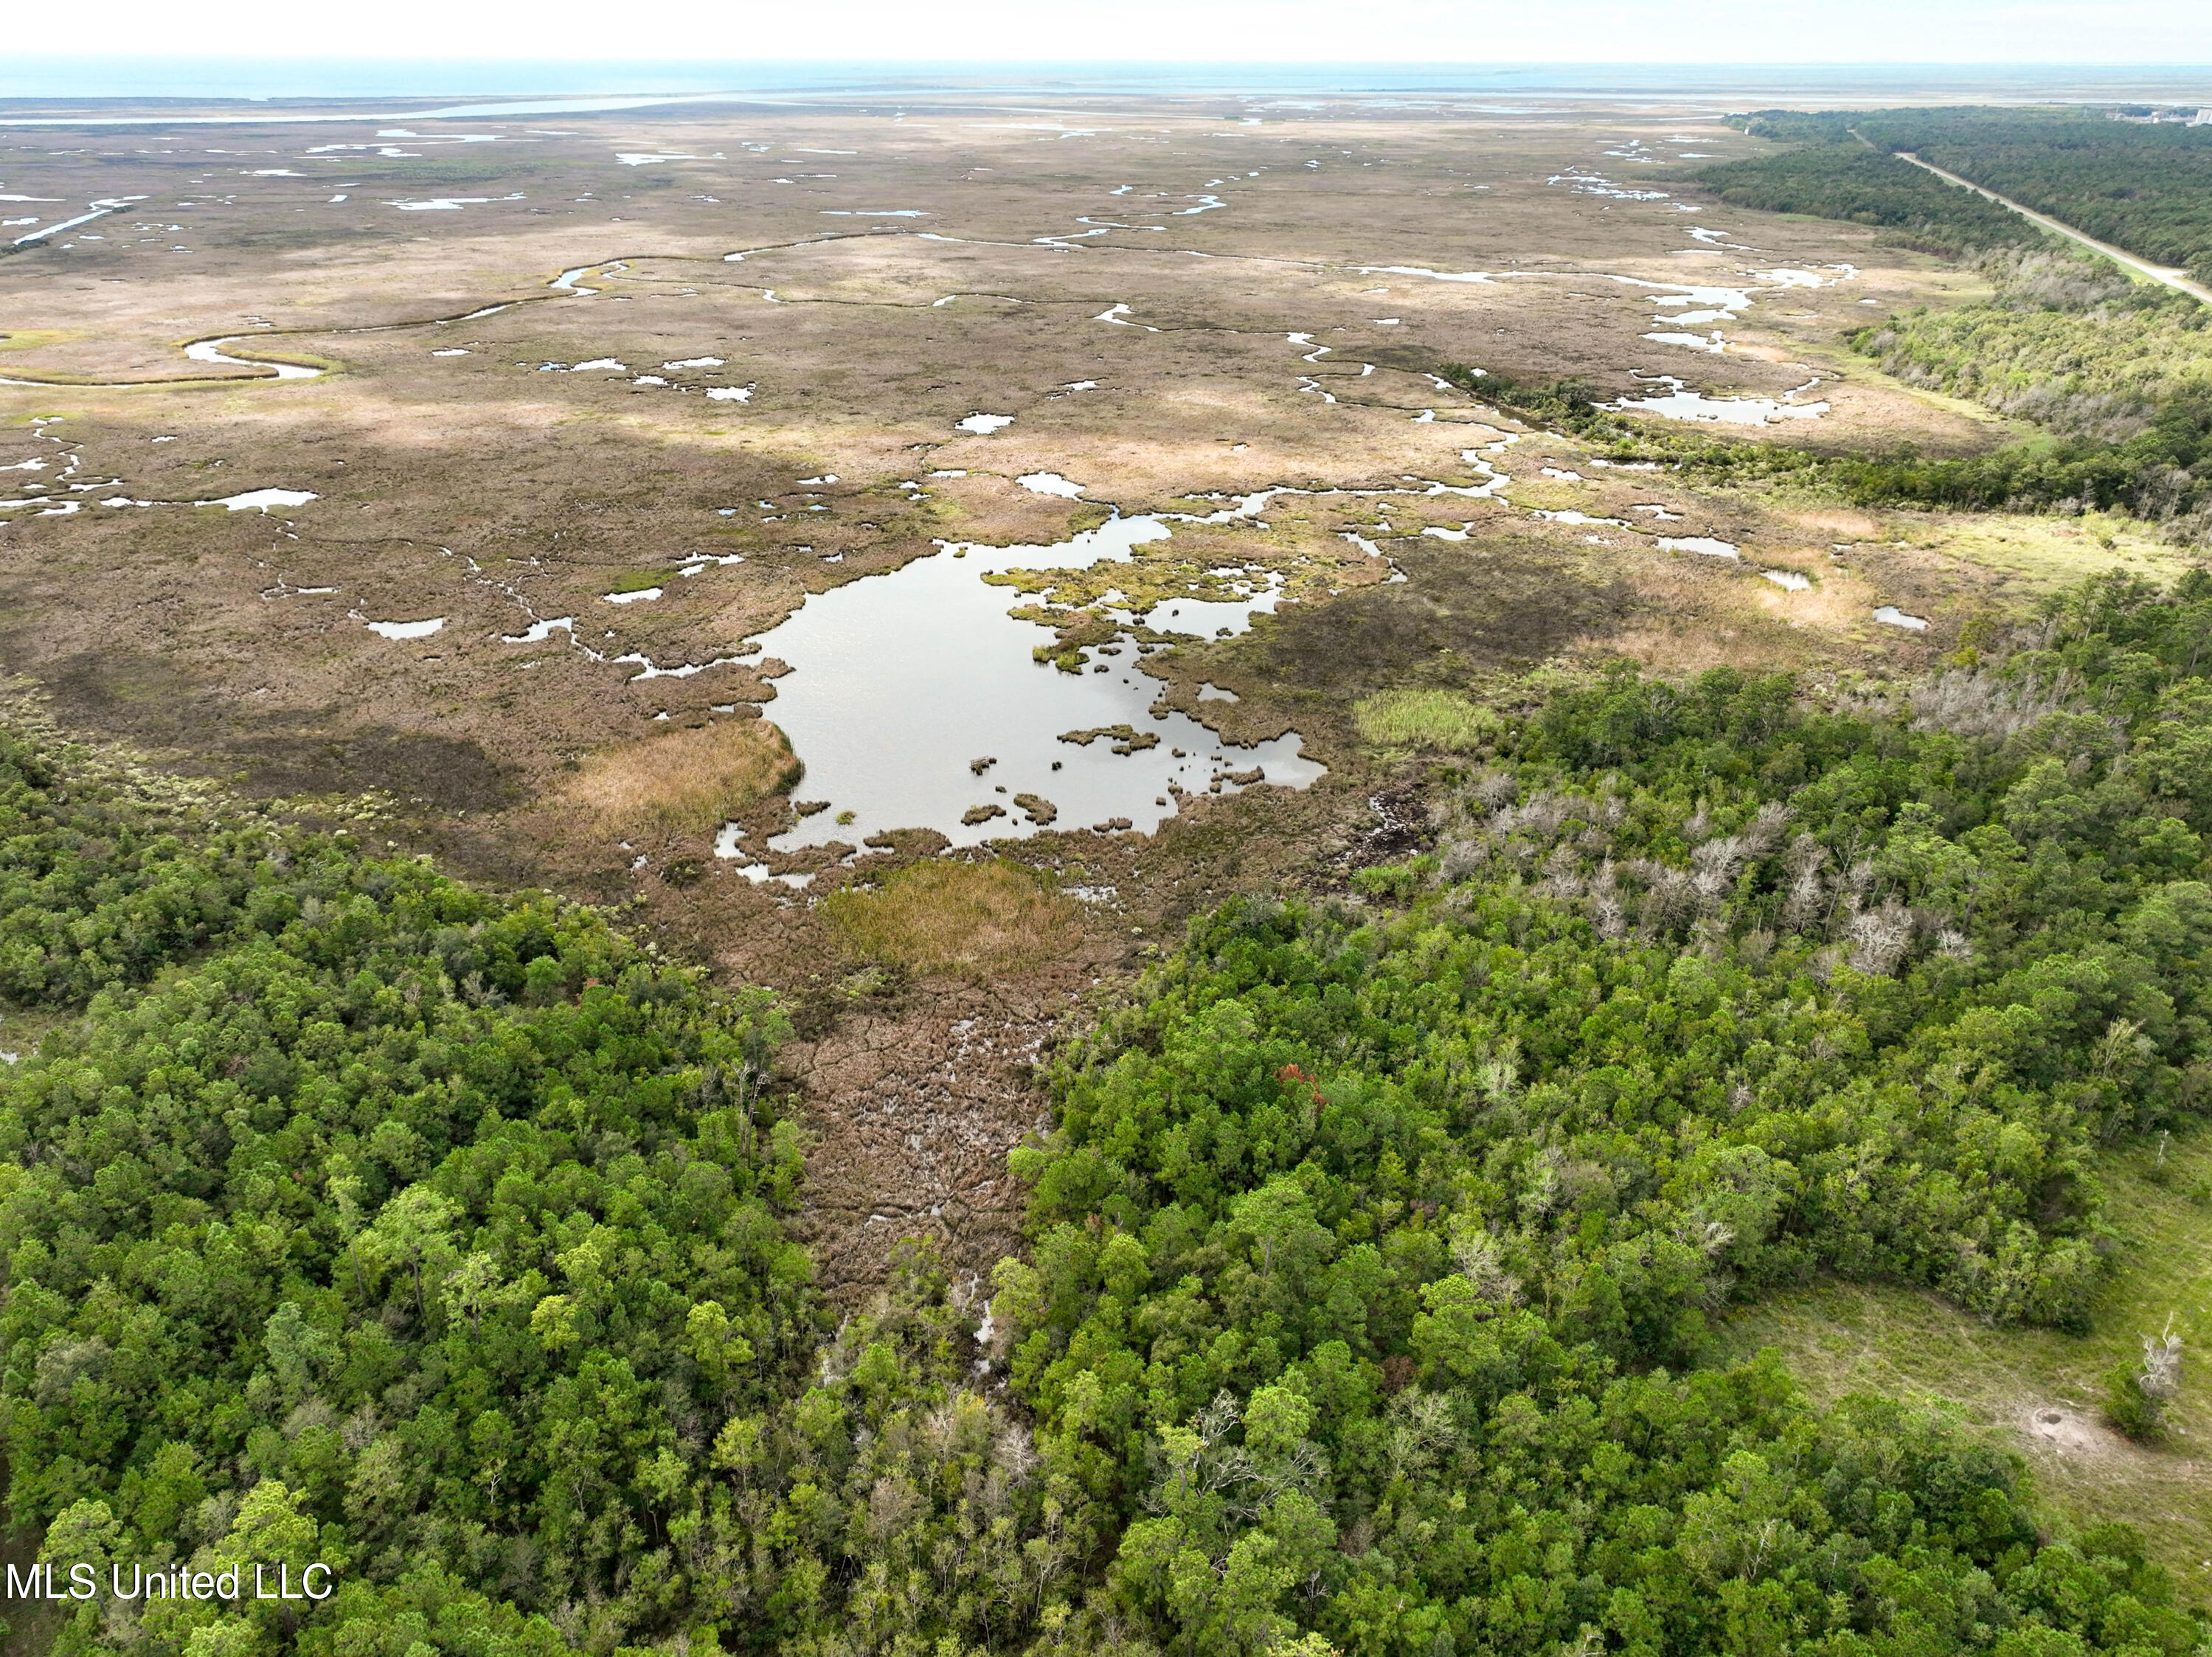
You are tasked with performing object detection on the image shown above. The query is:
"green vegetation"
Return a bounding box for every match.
[15,572,2212,1656]
[996,571,2212,1653]
[1706,1125,2212,1584]
[0,734,1061,1656]
[1729,109,2212,285]
[1446,369,1603,431]
[1859,247,2211,437]
[1353,689,1503,754]
[1443,247,2212,539]
[1697,144,2035,259]
[823,856,1084,976]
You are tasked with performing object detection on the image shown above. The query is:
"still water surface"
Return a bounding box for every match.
[752,513,1323,858]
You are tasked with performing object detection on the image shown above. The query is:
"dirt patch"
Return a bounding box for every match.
[40,653,515,811]
[220,726,518,813]
[44,648,211,738]
[780,959,1106,1302]
[2026,1403,2129,1459]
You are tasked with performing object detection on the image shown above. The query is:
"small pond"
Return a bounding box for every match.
[749,511,1325,858]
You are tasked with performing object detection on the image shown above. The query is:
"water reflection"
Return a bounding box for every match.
[752,513,1323,855]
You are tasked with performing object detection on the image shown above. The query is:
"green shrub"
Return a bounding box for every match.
[2107,1357,2167,1439]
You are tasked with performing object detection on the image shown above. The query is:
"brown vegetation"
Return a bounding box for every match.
[565,718,798,835]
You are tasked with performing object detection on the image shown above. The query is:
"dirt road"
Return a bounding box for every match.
[1895,149,2212,305]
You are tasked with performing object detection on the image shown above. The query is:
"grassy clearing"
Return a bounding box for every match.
[822,858,1082,976]
[566,718,798,835]
[1352,687,1502,752]
[0,330,77,357]
[1935,510,2202,588]
[0,1004,74,1063]
[1709,1129,2212,1596]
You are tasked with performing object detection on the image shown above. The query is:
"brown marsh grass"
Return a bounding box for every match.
[567,718,800,834]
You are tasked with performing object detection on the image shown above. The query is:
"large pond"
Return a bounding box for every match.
[746,511,1325,862]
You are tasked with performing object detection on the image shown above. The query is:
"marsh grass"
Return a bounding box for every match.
[1938,511,2202,588]
[566,719,798,835]
[1353,688,1502,753]
[822,858,1082,976]
[1709,1129,2212,1589]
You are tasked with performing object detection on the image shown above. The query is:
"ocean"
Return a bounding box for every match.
[1,60,2208,116]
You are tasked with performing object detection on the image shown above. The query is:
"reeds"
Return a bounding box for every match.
[566,720,800,834]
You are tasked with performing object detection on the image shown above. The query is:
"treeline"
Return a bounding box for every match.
[1771,244,2208,530]
[1727,107,2212,285]
[1696,143,2036,259]
[11,574,2212,1656]
[1445,360,2212,533]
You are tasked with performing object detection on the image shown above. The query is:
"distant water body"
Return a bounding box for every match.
[2,60,2209,115]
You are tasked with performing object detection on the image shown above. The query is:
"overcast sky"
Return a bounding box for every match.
[10,0,2212,67]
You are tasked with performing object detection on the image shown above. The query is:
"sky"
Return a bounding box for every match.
[5,0,2212,78]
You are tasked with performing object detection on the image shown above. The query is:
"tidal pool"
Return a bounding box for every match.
[1017,472,1085,498]
[750,513,1324,858]
[184,337,322,381]
[207,487,317,511]
[362,616,445,640]
[1611,373,1828,425]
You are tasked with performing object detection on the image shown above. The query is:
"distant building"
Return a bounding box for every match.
[2194,108,2212,126]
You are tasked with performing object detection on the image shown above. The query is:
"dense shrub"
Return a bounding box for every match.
[996,573,2212,1653]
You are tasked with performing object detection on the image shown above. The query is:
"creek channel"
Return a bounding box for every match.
[740,507,1329,871]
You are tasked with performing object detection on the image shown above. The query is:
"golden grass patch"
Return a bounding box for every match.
[1750,565,1882,636]
[1353,688,1500,753]
[822,858,1083,976]
[566,718,799,834]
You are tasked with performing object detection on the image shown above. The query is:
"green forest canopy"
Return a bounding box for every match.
[1722,108,2212,284]
[9,571,2212,1654]
[1696,143,2036,260]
